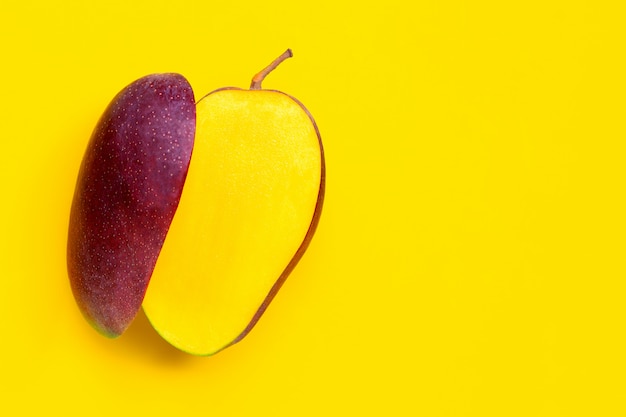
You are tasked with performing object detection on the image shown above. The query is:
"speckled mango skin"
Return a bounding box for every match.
[67,74,195,337]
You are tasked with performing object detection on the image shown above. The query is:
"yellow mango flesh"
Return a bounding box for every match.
[142,89,323,355]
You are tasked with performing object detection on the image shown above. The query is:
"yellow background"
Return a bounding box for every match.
[1,1,625,415]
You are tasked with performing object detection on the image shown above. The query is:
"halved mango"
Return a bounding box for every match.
[143,87,325,355]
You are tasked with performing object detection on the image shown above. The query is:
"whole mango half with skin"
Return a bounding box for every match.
[67,73,196,337]
[67,50,325,355]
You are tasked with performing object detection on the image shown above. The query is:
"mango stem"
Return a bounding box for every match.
[250,49,293,90]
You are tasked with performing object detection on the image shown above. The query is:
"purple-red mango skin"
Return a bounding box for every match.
[68,74,195,337]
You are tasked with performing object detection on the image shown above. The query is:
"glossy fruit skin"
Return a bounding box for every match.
[67,73,195,337]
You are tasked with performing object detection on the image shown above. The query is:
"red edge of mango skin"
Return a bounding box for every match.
[67,74,196,338]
